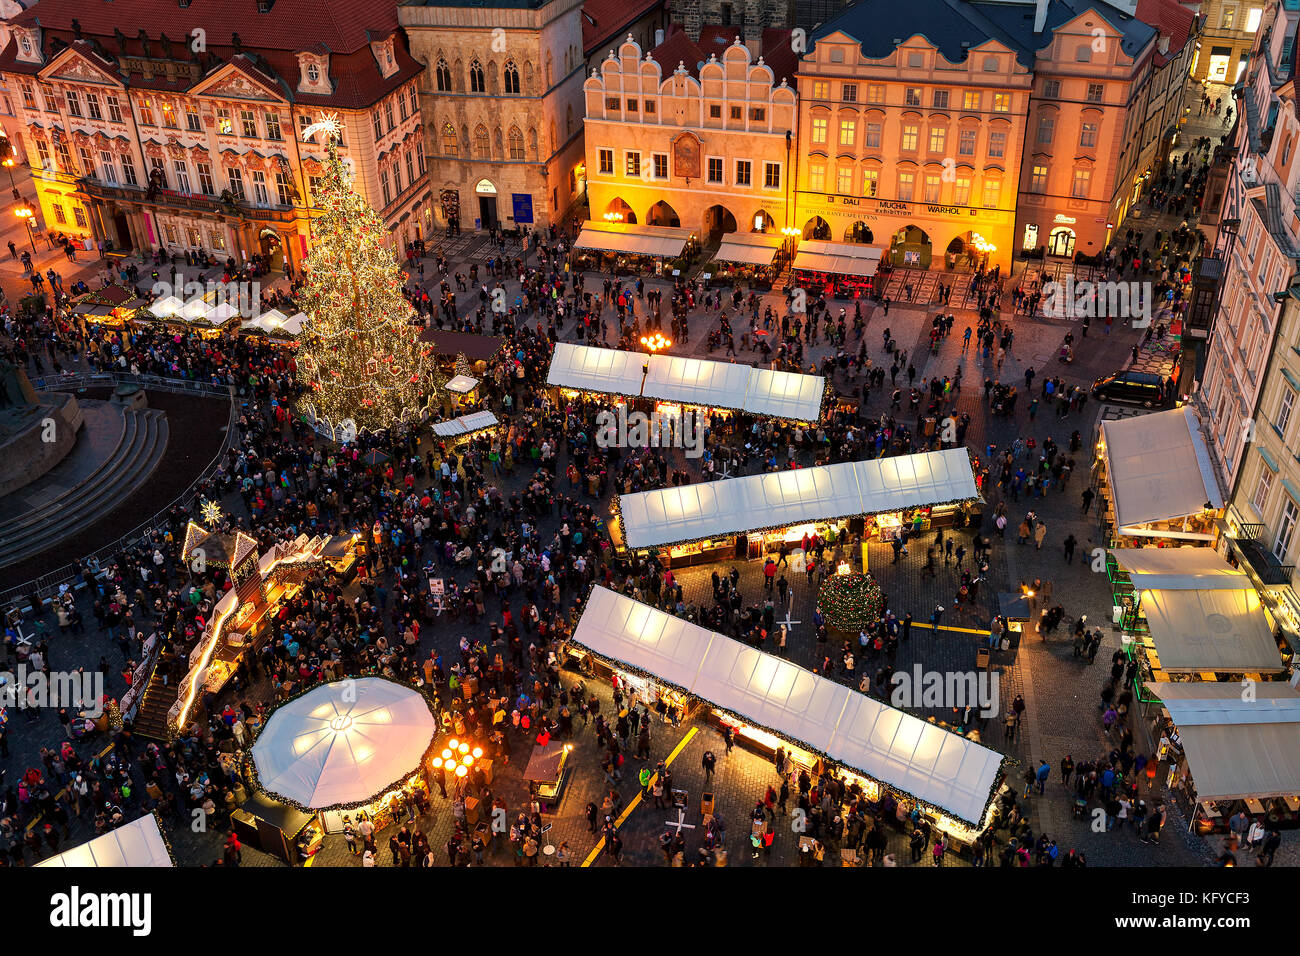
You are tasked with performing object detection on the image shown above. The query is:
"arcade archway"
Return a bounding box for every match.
[803,216,831,240]
[889,225,932,268]
[647,200,681,227]
[703,204,738,240]
[844,222,874,244]
[604,197,637,224]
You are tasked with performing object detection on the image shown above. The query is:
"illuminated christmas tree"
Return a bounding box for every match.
[296,117,440,436]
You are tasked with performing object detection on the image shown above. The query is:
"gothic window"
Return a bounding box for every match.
[503,61,520,95]
[436,58,452,92]
[474,124,489,157]
[508,126,525,160]
[441,122,457,156]
[469,59,485,94]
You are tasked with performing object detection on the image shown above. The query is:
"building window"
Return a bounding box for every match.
[1254,468,1274,512]
[276,170,293,205]
[86,94,102,121]
[988,130,1006,158]
[750,107,765,122]
[20,84,35,110]
[240,109,257,138]
[1075,46,1092,63]
[1043,79,1060,98]
[626,100,638,113]
[924,173,941,202]
[897,171,915,201]
[908,52,923,68]
[504,62,520,95]
[764,162,780,189]
[709,104,722,119]
[161,102,178,128]
[735,160,752,185]
[901,124,918,151]
[373,112,384,142]
[730,106,742,120]
[837,165,853,194]
[173,159,191,193]
[1276,498,1298,561]
[598,147,614,174]
[862,169,878,197]
[186,110,202,132]
[707,157,723,183]
[812,81,829,100]
[265,112,282,140]
[475,125,490,158]
[905,87,922,107]
[653,153,668,179]
[227,167,245,200]
[73,206,87,229]
[436,59,452,92]
[217,108,233,135]
[1086,83,1104,102]
[35,141,50,171]
[1222,7,1235,29]
[963,91,980,110]
[56,140,73,172]
[625,151,640,177]
[1071,168,1091,198]
[139,98,155,126]
[251,169,269,205]
[982,177,1001,207]
[65,90,82,117]
[993,93,1010,112]
[197,162,214,195]
[839,120,856,146]
[953,175,971,205]
[416,141,425,173]
[77,147,95,178]
[811,117,827,144]
[308,176,323,203]
[958,128,976,156]
[52,204,66,225]
[469,60,485,93]
[809,163,825,193]
[933,89,949,109]
[842,84,858,102]
[121,154,137,186]
[1080,122,1098,148]
[644,100,656,115]
[381,168,391,206]
[442,123,458,156]
[1247,7,1263,32]
[509,127,525,160]
[99,150,117,184]
[866,84,885,104]
[1030,164,1049,192]
[865,123,882,148]
[929,127,946,154]
[1036,116,1055,145]
[1280,387,1296,435]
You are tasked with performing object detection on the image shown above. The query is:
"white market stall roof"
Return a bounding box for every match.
[1099,407,1223,530]
[1110,548,1252,590]
[713,231,784,266]
[179,297,214,322]
[573,221,696,258]
[148,295,185,318]
[618,448,978,550]
[793,240,884,278]
[251,678,437,809]
[36,813,172,867]
[1140,587,1284,673]
[547,344,825,422]
[432,410,499,437]
[573,586,1003,826]
[1147,682,1300,801]
[208,301,242,326]
[444,375,479,394]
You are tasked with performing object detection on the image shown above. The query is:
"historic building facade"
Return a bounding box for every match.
[583,30,796,237]
[1194,0,1270,82]
[0,0,430,270]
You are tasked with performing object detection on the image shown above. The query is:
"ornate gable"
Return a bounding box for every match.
[40,46,123,87]
[192,57,287,104]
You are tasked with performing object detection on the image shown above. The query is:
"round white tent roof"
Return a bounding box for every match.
[252,678,437,808]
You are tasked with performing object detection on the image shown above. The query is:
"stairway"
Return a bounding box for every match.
[0,407,169,569]
[132,653,180,740]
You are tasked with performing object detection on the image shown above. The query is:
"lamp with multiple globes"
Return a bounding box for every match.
[429,737,481,781]
[639,331,671,353]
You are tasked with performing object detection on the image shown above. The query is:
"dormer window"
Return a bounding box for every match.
[19,36,31,55]
[307,63,320,83]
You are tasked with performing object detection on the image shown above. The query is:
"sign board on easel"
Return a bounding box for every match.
[429,577,445,616]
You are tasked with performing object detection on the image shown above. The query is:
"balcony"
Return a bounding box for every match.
[1232,528,1297,585]
[75,178,243,217]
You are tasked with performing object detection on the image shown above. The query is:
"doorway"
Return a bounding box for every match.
[112,211,133,251]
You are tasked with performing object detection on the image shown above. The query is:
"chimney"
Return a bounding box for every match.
[1034,0,1049,34]
[654,27,664,47]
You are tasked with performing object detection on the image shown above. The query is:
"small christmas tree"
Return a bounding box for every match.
[454,352,472,378]
[296,118,441,435]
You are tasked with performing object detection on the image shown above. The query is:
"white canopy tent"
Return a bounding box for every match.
[444,375,479,394]
[251,678,437,809]
[617,448,979,550]
[208,301,242,326]
[713,231,783,266]
[36,813,172,867]
[179,297,214,323]
[573,221,695,258]
[1099,407,1223,531]
[572,587,1003,826]
[432,410,499,438]
[1139,587,1283,673]
[547,344,825,422]
[1110,548,1252,590]
[1148,682,1300,801]
[148,295,185,319]
[793,240,884,278]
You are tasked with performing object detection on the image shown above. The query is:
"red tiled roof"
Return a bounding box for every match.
[648,24,706,78]
[1135,0,1196,65]
[760,28,797,88]
[697,24,739,58]
[581,0,667,57]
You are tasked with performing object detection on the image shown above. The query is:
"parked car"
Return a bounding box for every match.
[1090,370,1171,408]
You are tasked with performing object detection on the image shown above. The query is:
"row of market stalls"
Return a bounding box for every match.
[567,586,1006,844]
[791,240,884,299]
[35,813,174,868]
[572,221,699,277]
[546,343,827,425]
[613,447,980,567]
[67,283,310,342]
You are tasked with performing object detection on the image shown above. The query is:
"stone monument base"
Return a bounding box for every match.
[0,391,84,497]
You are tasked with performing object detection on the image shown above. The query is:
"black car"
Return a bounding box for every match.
[1090,370,1170,408]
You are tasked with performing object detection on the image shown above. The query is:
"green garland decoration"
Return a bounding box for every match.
[818,571,884,633]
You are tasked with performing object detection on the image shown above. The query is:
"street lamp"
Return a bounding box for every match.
[639,331,671,353]
[14,202,37,254]
[1,157,18,201]
[603,211,624,222]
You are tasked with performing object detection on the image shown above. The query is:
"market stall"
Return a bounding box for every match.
[249,678,438,838]
[523,740,573,813]
[147,295,185,320]
[793,240,885,299]
[1146,681,1300,834]
[1094,407,1225,545]
[569,586,1005,842]
[707,232,785,290]
[35,812,174,867]
[614,448,979,565]
[67,284,146,330]
[572,221,698,277]
[431,409,500,441]
[230,789,322,865]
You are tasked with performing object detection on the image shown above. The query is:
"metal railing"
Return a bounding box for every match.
[2,373,240,609]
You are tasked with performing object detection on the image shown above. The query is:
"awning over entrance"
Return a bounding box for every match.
[793,239,884,277]
[1147,682,1300,801]
[1099,407,1223,530]
[616,448,978,550]
[1110,548,1252,590]
[1140,586,1284,673]
[571,586,1004,827]
[573,221,696,258]
[713,231,783,266]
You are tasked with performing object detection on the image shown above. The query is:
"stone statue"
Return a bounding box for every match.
[0,359,34,410]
